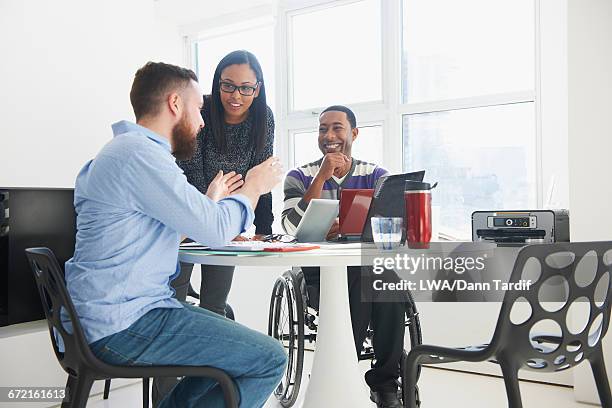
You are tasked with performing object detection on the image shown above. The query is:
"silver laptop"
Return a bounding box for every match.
[295,199,339,243]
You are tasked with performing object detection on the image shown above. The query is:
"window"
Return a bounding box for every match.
[403,103,536,235]
[401,0,535,103]
[400,0,537,238]
[185,0,566,239]
[288,0,382,111]
[278,0,540,239]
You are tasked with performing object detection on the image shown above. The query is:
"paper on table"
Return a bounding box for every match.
[179,242,209,249]
[316,242,374,250]
[210,242,319,252]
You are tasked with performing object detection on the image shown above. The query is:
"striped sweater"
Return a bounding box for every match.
[282,158,388,234]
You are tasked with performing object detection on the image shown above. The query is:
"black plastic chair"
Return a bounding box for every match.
[25,247,239,408]
[402,241,612,408]
[102,378,149,406]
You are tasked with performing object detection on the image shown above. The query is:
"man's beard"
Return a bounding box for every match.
[171,114,197,161]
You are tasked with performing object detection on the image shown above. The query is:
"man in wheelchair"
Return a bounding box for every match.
[281,105,407,408]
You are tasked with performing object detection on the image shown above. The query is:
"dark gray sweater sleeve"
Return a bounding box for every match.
[252,107,275,234]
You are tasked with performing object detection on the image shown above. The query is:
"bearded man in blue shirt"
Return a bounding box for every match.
[64,61,286,408]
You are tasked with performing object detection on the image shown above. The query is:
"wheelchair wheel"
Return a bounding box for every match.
[404,288,423,358]
[360,289,423,407]
[359,290,422,362]
[401,289,423,407]
[268,271,305,407]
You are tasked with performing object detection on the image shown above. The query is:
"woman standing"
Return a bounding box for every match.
[177,50,274,316]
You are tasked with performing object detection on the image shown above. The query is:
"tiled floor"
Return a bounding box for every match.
[83,350,599,408]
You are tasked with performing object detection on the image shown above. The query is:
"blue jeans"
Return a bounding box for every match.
[89,303,287,408]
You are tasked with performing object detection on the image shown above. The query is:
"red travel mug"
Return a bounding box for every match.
[404,181,435,249]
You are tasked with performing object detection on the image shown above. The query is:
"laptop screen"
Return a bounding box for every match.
[360,170,425,242]
[338,189,374,237]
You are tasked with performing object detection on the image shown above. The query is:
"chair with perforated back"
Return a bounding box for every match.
[25,247,239,408]
[402,241,612,408]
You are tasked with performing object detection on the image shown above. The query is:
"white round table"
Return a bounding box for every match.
[179,246,373,408]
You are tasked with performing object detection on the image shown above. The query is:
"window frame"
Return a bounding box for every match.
[278,0,546,227]
[277,0,392,171]
[182,0,570,236]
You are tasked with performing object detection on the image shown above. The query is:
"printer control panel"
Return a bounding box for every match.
[487,215,536,229]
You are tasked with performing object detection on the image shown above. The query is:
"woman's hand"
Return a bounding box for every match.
[232,235,250,241]
[205,170,244,202]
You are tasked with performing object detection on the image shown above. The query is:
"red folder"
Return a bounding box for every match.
[262,245,320,252]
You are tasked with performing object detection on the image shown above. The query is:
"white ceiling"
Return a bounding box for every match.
[154,0,277,27]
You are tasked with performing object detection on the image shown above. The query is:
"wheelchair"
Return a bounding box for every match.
[268,267,423,407]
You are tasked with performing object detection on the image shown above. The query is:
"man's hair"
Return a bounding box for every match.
[130,62,198,120]
[320,105,357,129]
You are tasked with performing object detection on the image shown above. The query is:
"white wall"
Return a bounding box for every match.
[567,0,612,242]
[0,0,182,401]
[0,0,182,188]
[566,0,612,404]
[539,0,569,209]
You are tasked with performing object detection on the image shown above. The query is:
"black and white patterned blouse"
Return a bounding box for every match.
[177,96,275,234]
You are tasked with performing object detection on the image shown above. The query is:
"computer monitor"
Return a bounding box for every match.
[0,188,76,327]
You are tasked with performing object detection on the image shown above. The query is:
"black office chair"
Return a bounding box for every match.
[402,241,612,408]
[25,247,239,408]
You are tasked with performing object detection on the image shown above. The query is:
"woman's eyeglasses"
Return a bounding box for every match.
[261,234,297,243]
[219,81,259,96]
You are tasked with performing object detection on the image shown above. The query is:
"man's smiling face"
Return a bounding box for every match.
[317,110,357,157]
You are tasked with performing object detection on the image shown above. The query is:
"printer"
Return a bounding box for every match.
[472,209,570,244]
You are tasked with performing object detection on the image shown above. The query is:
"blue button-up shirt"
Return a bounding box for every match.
[64,120,254,345]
